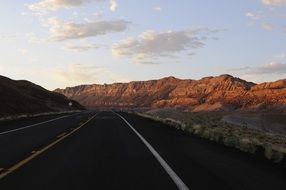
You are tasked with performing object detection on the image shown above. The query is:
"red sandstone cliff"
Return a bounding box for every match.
[55,75,286,111]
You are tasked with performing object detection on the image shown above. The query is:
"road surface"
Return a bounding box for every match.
[0,111,285,190]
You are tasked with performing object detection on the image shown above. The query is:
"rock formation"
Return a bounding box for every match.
[55,75,286,111]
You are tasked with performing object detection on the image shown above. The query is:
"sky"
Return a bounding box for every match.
[0,0,286,90]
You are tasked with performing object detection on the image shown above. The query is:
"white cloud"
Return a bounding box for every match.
[30,58,39,63]
[112,29,219,64]
[261,22,275,30]
[18,48,29,55]
[47,17,130,41]
[63,43,99,52]
[54,63,103,84]
[275,53,286,60]
[246,10,286,20]
[54,63,130,86]
[231,62,286,75]
[0,35,17,42]
[246,12,254,17]
[26,33,46,43]
[246,12,261,20]
[110,0,117,12]
[246,9,286,31]
[153,6,162,11]
[229,62,286,83]
[262,0,286,6]
[20,12,28,16]
[28,0,105,11]
[251,62,286,74]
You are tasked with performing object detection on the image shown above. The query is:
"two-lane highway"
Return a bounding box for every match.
[0,111,285,190]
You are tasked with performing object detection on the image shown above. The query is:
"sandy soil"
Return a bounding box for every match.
[223,113,286,136]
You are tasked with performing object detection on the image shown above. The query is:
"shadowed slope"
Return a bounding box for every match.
[0,75,84,117]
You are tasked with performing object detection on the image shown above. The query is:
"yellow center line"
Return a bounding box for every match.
[0,113,97,180]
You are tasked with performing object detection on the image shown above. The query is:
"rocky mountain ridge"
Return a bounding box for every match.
[55,75,286,112]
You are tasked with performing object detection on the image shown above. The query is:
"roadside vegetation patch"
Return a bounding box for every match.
[131,109,286,164]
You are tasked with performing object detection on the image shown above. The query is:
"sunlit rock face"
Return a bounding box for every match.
[55,75,286,111]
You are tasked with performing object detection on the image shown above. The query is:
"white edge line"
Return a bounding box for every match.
[113,112,190,190]
[0,112,82,135]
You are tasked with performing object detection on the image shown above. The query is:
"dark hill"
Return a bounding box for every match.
[0,75,84,117]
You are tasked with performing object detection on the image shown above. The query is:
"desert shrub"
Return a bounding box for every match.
[271,151,284,163]
[264,145,285,163]
[183,124,192,131]
[206,129,215,141]
[264,144,273,160]
[180,123,188,131]
[211,128,224,143]
[164,118,185,130]
[187,125,195,134]
[224,133,240,148]
[251,138,263,147]
[192,124,205,136]
[239,138,257,153]
[201,129,211,139]
[136,110,286,163]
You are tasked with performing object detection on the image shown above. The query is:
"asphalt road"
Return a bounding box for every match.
[0,113,80,134]
[0,111,285,190]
